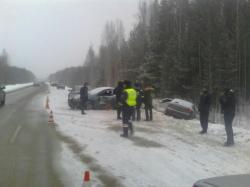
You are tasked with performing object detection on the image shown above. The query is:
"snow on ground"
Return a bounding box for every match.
[4,83,33,93]
[48,86,250,187]
[56,143,103,187]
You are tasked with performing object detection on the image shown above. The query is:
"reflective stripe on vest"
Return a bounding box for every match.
[125,88,137,106]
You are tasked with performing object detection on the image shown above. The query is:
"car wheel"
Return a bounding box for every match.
[164,109,169,115]
[86,102,92,110]
[68,100,73,109]
[1,99,5,106]
[190,112,196,119]
[92,101,97,110]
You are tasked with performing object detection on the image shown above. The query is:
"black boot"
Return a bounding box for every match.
[128,122,134,135]
[199,130,207,134]
[224,142,234,147]
[137,109,141,121]
[120,127,128,138]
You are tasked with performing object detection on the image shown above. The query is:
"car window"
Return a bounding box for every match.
[99,89,113,96]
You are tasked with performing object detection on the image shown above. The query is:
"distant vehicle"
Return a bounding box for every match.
[68,87,115,110]
[193,174,250,187]
[165,98,195,119]
[67,85,81,109]
[33,82,41,87]
[0,86,6,106]
[50,82,58,87]
[56,84,66,90]
[68,91,81,109]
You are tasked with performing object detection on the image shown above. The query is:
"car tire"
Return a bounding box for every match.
[86,102,92,110]
[92,101,98,110]
[164,109,169,115]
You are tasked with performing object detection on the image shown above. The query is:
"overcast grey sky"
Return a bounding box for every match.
[0,0,143,78]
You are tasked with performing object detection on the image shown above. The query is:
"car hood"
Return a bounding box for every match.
[195,174,250,187]
[88,87,113,95]
[170,99,193,108]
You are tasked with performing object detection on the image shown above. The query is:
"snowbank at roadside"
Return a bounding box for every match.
[49,86,250,187]
[4,83,33,93]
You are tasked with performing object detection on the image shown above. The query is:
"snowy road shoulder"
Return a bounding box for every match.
[48,87,250,187]
[4,83,34,93]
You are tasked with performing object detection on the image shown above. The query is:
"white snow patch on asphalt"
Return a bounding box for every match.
[48,86,250,187]
[57,143,103,187]
[56,144,84,187]
[4,83,33,93]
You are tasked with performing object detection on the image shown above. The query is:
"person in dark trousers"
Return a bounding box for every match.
[144,84,154,121]
[80,82,88,115]
[120,80,137,138]
[114,81,124,120]
[132,82,144,121]
[198,88,211,134]
[220,88,236,146]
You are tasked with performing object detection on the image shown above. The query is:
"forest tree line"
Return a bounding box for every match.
[0,49,36,85]
[49,0,250,105]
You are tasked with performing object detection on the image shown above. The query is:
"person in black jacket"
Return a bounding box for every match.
[144,84,154,121]
[198,88,211,134]
[114,81,124,120]
[132,82,144,121]
[220,88,236,146]
[80,82,88,115]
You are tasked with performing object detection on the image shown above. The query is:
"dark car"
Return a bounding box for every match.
[68,91,81,109]
[68,87,115,110]
[87,87,115,109]
[165,98,196,119]
[67,85,82,109]
[193,174,250,187]
[33,82,41,87]
[0,86,6,106]
[50,82,58,87]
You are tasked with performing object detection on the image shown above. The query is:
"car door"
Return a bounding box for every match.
[0,88,4,103]
[98,89,114,105]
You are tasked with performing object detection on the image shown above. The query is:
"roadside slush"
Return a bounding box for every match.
[4,83,34,94]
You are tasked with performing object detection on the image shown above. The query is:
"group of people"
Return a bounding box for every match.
[79,80,154,138]
[114,80,154,138]
[198,88,236,147]
[80,81,236,145]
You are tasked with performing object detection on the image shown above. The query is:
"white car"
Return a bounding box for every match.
[193,174,250,187]
[0,86,6,106]
[165,98,196,119]
[68,87,115,110]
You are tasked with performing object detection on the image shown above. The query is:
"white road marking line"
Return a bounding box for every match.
[10,125,22,144]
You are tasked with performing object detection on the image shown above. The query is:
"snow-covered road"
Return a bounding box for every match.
[48,87,250,187]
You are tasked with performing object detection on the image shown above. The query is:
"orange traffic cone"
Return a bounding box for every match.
[48,110,54,124]
[82,171,91,187]
[45,96,50,109]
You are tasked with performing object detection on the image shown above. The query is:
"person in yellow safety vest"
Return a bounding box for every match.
[120,80,137,138]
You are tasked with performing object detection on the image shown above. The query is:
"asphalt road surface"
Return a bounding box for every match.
[0,85,65,187]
